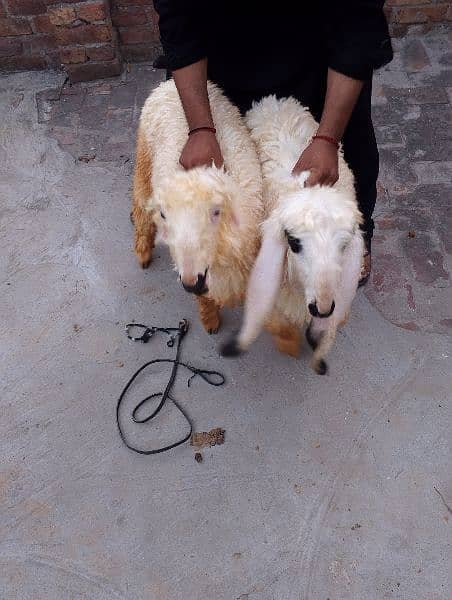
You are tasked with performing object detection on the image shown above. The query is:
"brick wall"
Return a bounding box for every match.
[386,0,451,36]
[48,1,122,82]
[0,0,58,71]
[0,0,450,83]
[110,0,160,63]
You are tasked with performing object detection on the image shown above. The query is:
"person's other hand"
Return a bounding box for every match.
[179,130,224,170]
[292,138,338,186]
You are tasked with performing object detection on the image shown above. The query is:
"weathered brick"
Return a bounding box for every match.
[395,5,448,24]
[412,161,452,184]
[111,7,148,27]
[112,0,153,5]
[386,0,416,5]
[43,0,93,3]
[375,124,405,148]
[0,37,22,55]
[121,42,159,62]
[6,0,46,15]
[389,22,408,37]
[31,14,53,33]
[26,34,57,53]
[44,49,60,66]
[0,16,32,36]
[55,23,111,45]
[108,81,136,107]
[66,57,122,83]
[86,43,115,61]
[77,1,106,23]
[60,46,87,63]
[3,54,47,69]
[0,3,6,17]
[119,25,155,44]
[403,232,449,284]
[403,38,430,71]
[48,5,76,26]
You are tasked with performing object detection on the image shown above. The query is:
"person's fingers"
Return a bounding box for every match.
[323,172,334,186]
[305,170,321,187]
[325,171,339,186]
[214,155,224,168]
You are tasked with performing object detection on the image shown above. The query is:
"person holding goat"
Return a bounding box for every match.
[153,1,393,286]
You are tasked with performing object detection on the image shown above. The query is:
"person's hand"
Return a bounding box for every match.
[179,130,224,170]
[292,138,338,186]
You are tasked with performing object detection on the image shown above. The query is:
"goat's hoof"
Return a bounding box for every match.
[130,211,135,225]
[313,359,328,375]
[305,325,317,350]
[221,337,243,358]
[140,259,151,269]
[208,326,220,335]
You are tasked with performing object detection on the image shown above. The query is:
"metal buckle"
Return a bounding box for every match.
[125,323,154,343]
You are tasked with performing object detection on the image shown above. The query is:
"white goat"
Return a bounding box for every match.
[132,80,263,334]
[221,96,364,374]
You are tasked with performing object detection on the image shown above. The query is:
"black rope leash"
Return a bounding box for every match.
[116,319,226,455]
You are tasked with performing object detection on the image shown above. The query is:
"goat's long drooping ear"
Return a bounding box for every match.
[221,217,286,356]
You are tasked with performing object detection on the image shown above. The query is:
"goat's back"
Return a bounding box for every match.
[245,96,356,215]
[139,79,262,215]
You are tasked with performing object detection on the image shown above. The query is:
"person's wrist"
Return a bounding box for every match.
[188,126,216,137]
[311,134,339,149]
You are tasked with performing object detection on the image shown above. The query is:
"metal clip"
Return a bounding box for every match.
[125,323,154,343]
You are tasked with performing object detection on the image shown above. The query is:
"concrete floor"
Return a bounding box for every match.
[1,28,451,600]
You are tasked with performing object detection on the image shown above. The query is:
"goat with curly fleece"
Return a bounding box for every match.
[222,96,364,374]
[132,80,263,334]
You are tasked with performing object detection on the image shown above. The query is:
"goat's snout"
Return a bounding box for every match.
[181,269,208,295]
[308,300,335,319]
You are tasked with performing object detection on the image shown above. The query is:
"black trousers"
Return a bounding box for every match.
[166,69,378,240]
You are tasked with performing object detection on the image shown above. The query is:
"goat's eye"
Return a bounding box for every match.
[341,240,350,252]
[160,211,166,220]
[210,207,221,223]
[287,235,302,254]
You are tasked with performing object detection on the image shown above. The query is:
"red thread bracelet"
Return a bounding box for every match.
[188,126,217,136]
[312,134,339,149]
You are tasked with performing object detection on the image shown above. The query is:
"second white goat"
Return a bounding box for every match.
[221,96,364,374]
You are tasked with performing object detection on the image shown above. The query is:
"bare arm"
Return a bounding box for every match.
[293,68,364,186]
[317,68,364,141]
[173,59,224,169]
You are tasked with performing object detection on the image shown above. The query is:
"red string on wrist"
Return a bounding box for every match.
[188,126,217,136]
[312,134,339,149]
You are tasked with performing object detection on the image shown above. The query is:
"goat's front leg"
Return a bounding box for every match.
[306,320,337,375]
[132,128,156,269]
[132,203,156,269]
[197,295,221,334]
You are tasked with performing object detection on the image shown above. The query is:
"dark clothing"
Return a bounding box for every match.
[154,2,392,87]
[153,1,393,238]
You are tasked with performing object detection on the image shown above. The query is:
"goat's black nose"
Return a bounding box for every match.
[308,300,335,319]
[182,271,208,295]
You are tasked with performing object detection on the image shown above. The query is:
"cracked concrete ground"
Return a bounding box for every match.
[1,26,451,600]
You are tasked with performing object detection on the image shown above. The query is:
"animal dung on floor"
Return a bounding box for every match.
[191,427,225,449]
